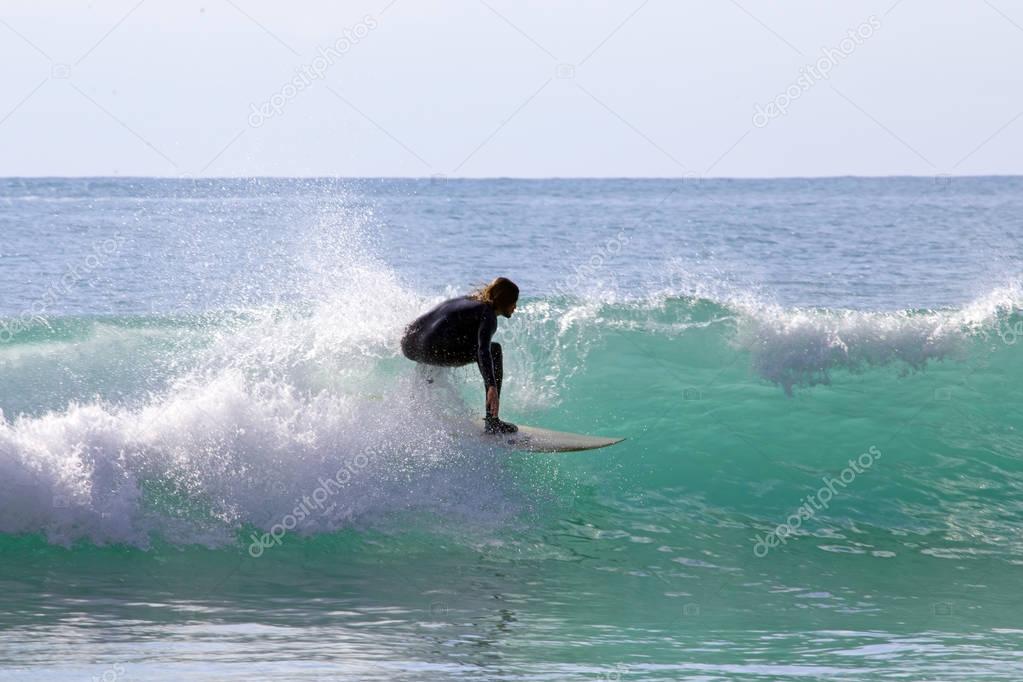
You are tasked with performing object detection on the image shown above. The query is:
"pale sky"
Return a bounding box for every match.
[1,0,1021,177]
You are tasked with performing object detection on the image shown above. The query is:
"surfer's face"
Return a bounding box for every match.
[500,301,516,318]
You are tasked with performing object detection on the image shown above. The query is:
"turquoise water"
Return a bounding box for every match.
[1,178,1022,680]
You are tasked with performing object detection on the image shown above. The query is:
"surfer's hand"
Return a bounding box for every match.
[486,386,499,417]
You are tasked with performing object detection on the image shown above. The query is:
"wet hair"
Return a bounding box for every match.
[471,277,519,310]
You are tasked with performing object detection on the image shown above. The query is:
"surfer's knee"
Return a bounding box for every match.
[491,342,502,357]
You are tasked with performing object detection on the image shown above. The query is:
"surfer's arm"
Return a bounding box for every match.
[476,311,497,388]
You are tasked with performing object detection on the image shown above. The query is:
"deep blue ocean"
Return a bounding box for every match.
[1,177,1022,680]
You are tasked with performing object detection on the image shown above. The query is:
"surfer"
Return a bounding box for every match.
[401,277,519,434]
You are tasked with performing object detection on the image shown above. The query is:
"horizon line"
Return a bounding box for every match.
[1,173,1021,181]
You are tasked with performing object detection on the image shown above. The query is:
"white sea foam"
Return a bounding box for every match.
[730,278,1023,392]
[0,211,523,548]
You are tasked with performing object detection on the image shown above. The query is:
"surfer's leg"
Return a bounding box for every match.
[403,327,443,384]
[403,325,463,367]
[484,343,517,433]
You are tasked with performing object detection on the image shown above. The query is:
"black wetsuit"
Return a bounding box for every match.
[401,296,512,430]
[401,296,502,390]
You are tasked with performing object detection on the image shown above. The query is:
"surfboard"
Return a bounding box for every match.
[481,421,624,453]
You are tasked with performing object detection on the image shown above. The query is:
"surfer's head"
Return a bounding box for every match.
[473,277,519,317]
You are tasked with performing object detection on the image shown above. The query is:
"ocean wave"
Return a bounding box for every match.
[1,238,1021,549]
